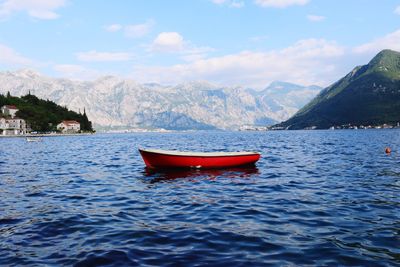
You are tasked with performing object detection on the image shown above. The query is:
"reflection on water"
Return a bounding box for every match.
[1,130,400,266]
[143,166,259,183]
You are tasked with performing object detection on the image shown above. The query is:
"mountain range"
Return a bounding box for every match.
[0,70,321,130]
[277,49,400,129]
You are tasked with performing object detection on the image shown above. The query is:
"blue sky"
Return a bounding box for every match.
[0,0,399,89]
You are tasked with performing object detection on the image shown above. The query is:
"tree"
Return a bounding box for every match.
[81,107,93,132]
[3,93,94,132]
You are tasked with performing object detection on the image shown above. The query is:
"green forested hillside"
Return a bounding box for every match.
[276,49,400,129]
[0,92,93,132]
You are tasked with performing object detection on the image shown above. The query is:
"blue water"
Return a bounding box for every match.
[1,130,399,266]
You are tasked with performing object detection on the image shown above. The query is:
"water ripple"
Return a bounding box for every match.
[1,130,399,266]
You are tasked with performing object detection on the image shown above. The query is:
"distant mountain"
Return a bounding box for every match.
[250,81,322,116]
[0,70,321,130]
[277,49,400,129]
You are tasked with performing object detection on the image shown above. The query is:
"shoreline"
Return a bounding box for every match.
[0,133,95,138]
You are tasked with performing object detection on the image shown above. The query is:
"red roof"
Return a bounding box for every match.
[61,120,80,125]
[3,105,17,109]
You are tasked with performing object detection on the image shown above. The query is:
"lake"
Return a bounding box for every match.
[1,130,399,266]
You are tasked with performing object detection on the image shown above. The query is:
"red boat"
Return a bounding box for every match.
[139,148,261,169]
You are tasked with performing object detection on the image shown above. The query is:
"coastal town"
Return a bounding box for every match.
[0,104,82,136]
[267,123,400,131]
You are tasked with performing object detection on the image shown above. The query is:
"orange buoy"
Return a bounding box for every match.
[385,147,391,154]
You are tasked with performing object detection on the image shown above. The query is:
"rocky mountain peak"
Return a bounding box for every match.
[0,70,321,130]
[13,69,42,79]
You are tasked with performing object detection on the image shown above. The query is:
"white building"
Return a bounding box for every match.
[1,105,18,118]
[0,105,29,135]
[57,120,81,133]
[0,117,28,135]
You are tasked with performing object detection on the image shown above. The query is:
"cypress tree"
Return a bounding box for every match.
[81,108,92,132]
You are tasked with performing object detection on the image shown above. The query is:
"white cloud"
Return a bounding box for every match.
[104,24,122,32]
[124,20,155,38]
[0,43,33,66]
[150,32,214,61]
[250,35,269,42]
[212,0,227,3]
[255,0,309,8]
[76,50,133,62]
[230,1,244,8]
[307,14,325,22]
[280,39,343,58]
[0,0,66,19]
[104,20,154,38]
[395,5,400,15]
[151,32,185,52]
[353,29,400,54]
[53,64,101,80]
[181,46,216,62]
[133,38,344,88]
[211,0,244,8]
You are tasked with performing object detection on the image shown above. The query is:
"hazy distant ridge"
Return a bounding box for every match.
[0,70,321,130]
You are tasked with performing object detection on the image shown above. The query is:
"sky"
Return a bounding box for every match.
[0,0,399,89]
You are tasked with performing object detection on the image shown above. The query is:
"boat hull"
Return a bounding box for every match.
[139,149,261,169]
